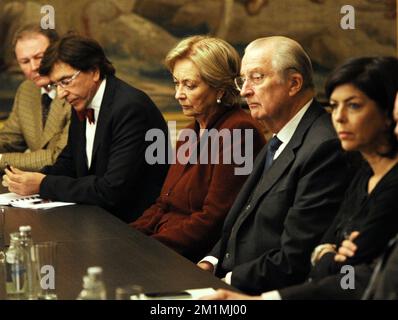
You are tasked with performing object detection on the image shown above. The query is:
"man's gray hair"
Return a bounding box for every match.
[246,36,314,90]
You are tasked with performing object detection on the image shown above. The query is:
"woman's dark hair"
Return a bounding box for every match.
[39,33,115,79]
[325,56,398,158]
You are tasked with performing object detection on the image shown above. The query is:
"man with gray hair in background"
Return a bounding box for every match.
[198,36,350,295]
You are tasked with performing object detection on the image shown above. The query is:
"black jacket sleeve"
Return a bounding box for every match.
[39,101,147,209]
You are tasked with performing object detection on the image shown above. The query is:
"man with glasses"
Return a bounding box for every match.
[3,33,169,223]
[0,24,71,171]
[198,36,349,295]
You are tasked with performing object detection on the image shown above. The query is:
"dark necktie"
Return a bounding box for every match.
[77,108,95,125]
[41,93,52,128]
[264,135,282,171]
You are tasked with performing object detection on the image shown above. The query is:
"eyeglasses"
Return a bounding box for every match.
[234,72,266,91]
[53,70,81,88]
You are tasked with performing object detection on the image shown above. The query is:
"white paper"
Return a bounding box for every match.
[0,192,75,209]
[0,193,39,205]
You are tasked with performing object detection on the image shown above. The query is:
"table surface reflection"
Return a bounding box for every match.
[0,204,231,300]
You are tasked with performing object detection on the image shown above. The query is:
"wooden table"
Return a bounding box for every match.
[0,205,231,299]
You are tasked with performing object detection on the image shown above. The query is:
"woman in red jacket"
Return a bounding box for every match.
[131,36,266,262]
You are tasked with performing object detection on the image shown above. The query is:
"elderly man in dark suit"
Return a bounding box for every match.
[3,34,169,222]
[198,36,349,294]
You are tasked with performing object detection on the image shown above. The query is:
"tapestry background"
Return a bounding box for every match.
[0,0,396,120]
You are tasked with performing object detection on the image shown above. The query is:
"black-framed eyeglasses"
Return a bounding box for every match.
[53,70,81,89]
[234,72,266,91]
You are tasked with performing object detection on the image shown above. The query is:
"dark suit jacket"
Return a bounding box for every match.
[131,106,266,262]
[371,235,398,300]
[40,75,169,222]
[277,263,373,300]
[209,100,349,294]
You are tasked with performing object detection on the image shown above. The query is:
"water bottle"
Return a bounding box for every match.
[77,266,107,300]
[19,225,37,299]
[5,232,27,299]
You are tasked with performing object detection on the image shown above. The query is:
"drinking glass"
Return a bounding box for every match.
[33,241,57,300]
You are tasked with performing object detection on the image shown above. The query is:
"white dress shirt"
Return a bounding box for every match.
[41,86,57,99]
[199,99,314,286]
[86,79,106,169]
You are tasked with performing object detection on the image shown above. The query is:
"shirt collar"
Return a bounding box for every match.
[276,98,313,144]
[89,78,106,112]
[41,86,56,100]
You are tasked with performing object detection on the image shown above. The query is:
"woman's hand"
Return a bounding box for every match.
[334,231,360,262]
[311,243,337,266]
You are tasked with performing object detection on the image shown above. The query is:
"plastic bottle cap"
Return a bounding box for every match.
[19,225,32,232]
[87,266,103,275]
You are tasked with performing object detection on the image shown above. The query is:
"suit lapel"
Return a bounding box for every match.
[255,102,324,203]
[29,87,43,148]
[91,76,116,167]
[73,110,89,174]
[230,101,325,226]
[40,98,66,147]
[222,145,267,231]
